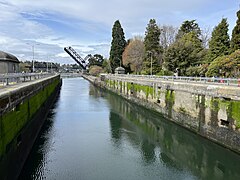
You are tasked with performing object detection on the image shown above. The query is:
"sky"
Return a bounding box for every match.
[0,0,239,64]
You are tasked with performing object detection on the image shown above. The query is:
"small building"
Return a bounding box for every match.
[0,51,20,74]
[115,67,125,74]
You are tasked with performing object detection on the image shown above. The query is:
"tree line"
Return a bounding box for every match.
[106,9,240,77]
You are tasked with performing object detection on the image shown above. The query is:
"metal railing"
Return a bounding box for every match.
[0,73,55,87]
[105,74,240,87]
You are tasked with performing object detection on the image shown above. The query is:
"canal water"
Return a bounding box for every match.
[19,78,240,180]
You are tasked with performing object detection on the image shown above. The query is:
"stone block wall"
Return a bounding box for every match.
[103,75,240,154]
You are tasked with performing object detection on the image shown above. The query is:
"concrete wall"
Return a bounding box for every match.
[86,75,240,154]
[0,74,61,179]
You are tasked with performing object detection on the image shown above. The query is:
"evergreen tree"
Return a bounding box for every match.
[88,54,104,67]
[143,19,162,74]
[109,20,126,73]
[231,10,240,52]
[163,32,205,76]
[209,18,230,62]
[176,20,201,39]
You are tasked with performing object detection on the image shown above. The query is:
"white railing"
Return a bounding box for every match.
[0,73,56,86]
[105,74,240,87]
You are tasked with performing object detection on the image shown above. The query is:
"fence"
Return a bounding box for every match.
[105,74,240,87]
[0,73,56,87]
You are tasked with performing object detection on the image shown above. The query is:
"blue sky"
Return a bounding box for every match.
[0,0,239,64]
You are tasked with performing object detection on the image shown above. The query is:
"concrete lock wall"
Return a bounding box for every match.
[0,74,62,179]
[91,75,240,154]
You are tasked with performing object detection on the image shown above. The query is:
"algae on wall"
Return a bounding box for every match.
[0,78,60,159]
[204,97,240,129]
[165,90,175,118]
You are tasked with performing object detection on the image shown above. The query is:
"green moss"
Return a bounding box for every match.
[109,80,115,88]
[0,78,60,158]
[179,107,187,114]
[119,81,122,88]
[132,83,154,99]
[209,98,240,128]
[165,90,175,103]
[209,98,218,109]
[105,79,109,86]
[231,101,240,128]
[127,82,132,92]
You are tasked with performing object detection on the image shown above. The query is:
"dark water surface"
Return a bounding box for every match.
[19,78,240,180]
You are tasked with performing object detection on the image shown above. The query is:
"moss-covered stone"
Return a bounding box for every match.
[208,98,240,129]
[132,83,154,99]
[165,90,175,118]
[0,78,60,158]
[231,101,240,128]
[165,90,175,103]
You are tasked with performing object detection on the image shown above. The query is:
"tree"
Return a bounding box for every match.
[176,20,201,39]
[209,18,230,62]
[88,54,104,67]
[102,59,111,73]
[89,65,103,76]
[200,26,211,48]
[122,37,144,74]
[159,25,178,49]
[206,50,240,77]
[163,32,205,76]
[143,19,162,74]
[109,20,126,73]
[231,10,240,52]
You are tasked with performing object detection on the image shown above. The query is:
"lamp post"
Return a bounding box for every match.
[46,56,49,73]
[26,43,40,73]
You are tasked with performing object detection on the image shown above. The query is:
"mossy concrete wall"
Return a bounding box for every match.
[91,75,240,154]
[0,74,61,179]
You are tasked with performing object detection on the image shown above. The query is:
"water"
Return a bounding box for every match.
[19,78,240,180]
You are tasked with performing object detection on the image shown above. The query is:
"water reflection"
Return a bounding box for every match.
[97,85,240,180]
[109,112,122,146]
[19,80,240,180]
[18,96,59,179]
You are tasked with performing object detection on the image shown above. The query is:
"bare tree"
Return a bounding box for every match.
[122,37,144,73]
[200,26,212,48]
[159,25,178,49]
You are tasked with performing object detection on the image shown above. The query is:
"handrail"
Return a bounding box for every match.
[104,74,240,87]
[0,73,56,87]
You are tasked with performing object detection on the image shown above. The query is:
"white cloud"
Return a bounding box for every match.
[0,0,238,64]
[56,52,70,58]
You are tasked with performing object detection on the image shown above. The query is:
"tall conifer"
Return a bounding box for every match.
[209,18,230,61]
[176,20,201,39]
[143,19,162,74]
[109,20,126,73]
[231,10,240,52]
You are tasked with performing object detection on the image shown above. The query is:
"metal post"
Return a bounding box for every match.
[32,45,35,72]
[47,60,48,73]
[151,54,152,76]
[26,43,40,73]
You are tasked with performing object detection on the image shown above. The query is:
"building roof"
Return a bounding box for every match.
[115,67,125,71]
[0,51,20,63]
